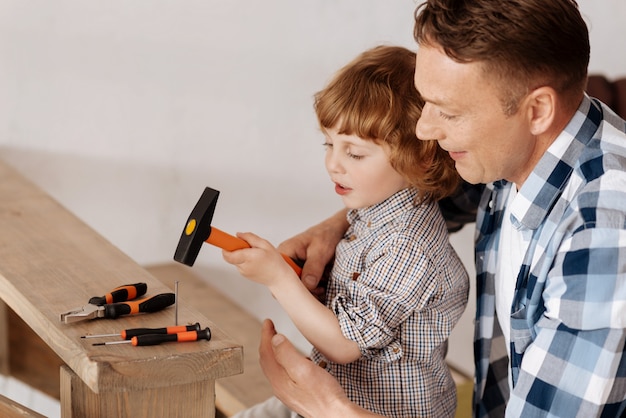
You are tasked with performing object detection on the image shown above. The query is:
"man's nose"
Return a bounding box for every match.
[415,104,442,142]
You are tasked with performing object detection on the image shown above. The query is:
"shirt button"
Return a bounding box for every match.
[348,235,356,241]
[318,361,327,368]
[367,221,372,228]
[392,347,399,353]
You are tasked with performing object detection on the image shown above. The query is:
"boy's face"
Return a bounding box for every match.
[323,126,409,209]
[413,44,537,186]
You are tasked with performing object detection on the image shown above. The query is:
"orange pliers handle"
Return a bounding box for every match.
[88,283,148,306]
[103,293,176,319]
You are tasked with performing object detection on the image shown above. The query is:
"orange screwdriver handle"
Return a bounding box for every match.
[103,293,175,319]
[130,327,212,346]
[88,283,148,305]
[206,227,303,276]
[121,322,201,339]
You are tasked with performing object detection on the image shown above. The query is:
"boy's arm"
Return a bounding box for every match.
[268,267,361,364]
[223,231,360,364]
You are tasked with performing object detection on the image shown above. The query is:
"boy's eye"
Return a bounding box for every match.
[323,141,363,160]
[347,151,363,160]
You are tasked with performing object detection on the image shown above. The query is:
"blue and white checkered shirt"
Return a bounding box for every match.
[311,188,469,417]
[474,95,626,417]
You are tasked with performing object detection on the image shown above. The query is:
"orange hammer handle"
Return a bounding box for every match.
[207,227,302,276]
[206,227,250,251]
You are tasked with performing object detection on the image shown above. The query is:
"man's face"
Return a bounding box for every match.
[414,44,536,186]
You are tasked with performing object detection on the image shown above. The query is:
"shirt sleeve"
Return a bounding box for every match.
[329,234,445,361]
[438,181,484,232]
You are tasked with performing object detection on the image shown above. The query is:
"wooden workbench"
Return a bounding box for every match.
[0,159,243,418]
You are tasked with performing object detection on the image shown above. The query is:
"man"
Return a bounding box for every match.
[259,0,626,416]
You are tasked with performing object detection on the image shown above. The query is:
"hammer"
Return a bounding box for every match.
[173,187,303,276]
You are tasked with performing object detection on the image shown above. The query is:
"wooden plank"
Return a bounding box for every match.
[0,393,46,418]
[0,301,8,375]
[60,365,215,418]
[8,308,64,399]
[146,263,274,416]
[0,160,243,417]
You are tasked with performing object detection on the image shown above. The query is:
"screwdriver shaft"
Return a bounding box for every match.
[93,339,130,346]
[82,333,119,339]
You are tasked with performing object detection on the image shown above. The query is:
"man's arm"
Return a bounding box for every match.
[438,181,484,232]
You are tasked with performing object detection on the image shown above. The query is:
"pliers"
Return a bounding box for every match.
[60,283,175,324]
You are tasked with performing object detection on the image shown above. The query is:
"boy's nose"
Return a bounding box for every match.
[325,151,343,173]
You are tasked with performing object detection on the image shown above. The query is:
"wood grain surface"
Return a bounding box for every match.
[0,159,242,416]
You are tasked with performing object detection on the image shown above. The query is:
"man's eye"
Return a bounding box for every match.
[439,111,455,121]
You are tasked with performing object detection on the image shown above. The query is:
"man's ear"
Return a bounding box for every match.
[526,86,557,136]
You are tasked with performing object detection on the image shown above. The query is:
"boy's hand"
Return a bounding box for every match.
[222,232,294,287]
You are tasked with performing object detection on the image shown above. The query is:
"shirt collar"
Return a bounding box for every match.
[511,94,599,229]
[347,188,418,228]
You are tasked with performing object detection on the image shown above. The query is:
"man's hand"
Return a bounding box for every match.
[259,319,378,418]
[277,209,348,293]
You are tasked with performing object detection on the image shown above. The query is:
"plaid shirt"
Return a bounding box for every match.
[474,95,626,417]
[311,188,469,417]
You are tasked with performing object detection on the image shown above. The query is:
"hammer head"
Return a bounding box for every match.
[173,187,219,266]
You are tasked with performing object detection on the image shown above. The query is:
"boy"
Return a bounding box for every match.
[223,45,469,417]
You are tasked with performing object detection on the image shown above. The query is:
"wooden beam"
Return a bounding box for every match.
[0,160,242,417]
[0,393,46,418]
[147,263,274,416]
[8,308,64,399]
[0,301,8,375]
[60,365,215,418]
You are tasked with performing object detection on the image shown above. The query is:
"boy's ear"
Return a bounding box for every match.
[526,86,557,136]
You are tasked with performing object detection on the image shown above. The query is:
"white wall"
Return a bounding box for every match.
[1,0,624,377]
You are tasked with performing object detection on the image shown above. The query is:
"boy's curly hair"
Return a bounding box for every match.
[314,45,459,203]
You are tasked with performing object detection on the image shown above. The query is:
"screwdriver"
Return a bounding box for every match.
[81,322,201,340]
[93,327,211,346]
